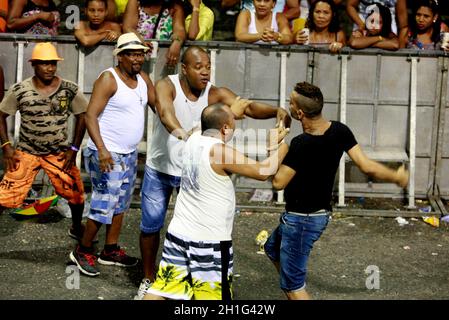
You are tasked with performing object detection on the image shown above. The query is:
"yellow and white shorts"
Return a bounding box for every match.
[147,231,233,300]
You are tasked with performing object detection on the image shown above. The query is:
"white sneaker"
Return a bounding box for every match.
[134,278,153,300]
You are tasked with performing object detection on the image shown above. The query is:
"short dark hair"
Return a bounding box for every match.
[201,103,232,133]
[85,0,108,8]
[293,82,324,117]
[307,0,340,33]
[181,45,209,64]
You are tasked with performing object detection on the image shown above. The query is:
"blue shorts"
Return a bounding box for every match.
[84,148,138,225]
[140,166,181,233]
[264,211,329,292]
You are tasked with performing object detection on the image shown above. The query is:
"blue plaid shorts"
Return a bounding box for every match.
[84,147,138,224]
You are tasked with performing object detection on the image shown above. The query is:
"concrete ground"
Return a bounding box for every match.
[1,196,449,300]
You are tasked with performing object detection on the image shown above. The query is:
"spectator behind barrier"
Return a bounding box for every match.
[223,0,300,23]
[291,0,342,34]
[400,0,447,51]
[122,0,186,68]
[235,0,293,45]
[184,0,214,41]
[7,0,60,35]
[0,0,7,33]
[348,3,399,51]
[74,0,122,48]
[347,0,404,35]
[294,0,346,53]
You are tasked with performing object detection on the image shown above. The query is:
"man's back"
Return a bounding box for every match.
[283,121,357,213]
[169,132,236,241]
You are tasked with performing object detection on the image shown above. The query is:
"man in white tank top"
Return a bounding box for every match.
[136,45,291,299]
[70,33,156,277]
[144,104,289,300]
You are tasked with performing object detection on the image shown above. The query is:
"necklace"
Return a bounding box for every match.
[117,67,144,106]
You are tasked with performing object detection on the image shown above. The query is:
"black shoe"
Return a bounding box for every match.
[98,247,138,267]
[69,246,100,277]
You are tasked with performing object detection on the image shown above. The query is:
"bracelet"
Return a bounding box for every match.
[173,35,182,43]
[378,35,383,41]
[277,33,283,43]
[70,145,80,152]
[193,7,200,12]
[1,140,11,148]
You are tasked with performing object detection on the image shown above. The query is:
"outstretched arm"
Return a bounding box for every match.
[214,86,291,128]
[347,144,409,188]
[212,139,289,180]
[154,78,188,140]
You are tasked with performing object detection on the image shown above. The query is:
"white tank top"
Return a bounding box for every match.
[147,74,212,176]
[87,67,147,154]
[168,132,236,241]
[248,10,279,44]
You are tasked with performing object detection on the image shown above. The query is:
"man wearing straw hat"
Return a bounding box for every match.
[69,33,156,277]
[0,42,88,238]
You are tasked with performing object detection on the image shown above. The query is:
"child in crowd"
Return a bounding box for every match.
[75,0,122,48]
[348,2,398,51]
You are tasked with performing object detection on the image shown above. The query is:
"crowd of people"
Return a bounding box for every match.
[0,28,410,300]
[0,0,448,52]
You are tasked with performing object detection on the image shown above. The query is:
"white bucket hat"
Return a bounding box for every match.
[113,32,149,56]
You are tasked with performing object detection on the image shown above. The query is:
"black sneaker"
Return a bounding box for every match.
[98,247,138,267]
[69,246,100,277]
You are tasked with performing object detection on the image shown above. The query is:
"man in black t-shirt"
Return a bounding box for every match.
[264,82,409,300]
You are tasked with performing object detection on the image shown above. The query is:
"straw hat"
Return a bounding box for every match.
[29,42,63,61]
[113,32,149,56]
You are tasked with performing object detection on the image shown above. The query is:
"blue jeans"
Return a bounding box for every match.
[264,212,329,292]
[140,166,181,233]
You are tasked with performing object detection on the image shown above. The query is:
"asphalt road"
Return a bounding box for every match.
[1,203,449,300]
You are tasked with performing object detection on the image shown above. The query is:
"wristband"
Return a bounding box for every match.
[277,33,283,43]
[1,140,11,148]
[70,145,80,152]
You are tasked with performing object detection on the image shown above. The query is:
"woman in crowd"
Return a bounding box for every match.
[348,3,399,50]
[122,0,185,67]
[400,0,444,50]
[295,0,346,53]
[7,0,60,35]
[235,0,293,45]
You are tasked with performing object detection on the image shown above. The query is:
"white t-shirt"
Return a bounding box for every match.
[87,67,147,154]
[147,74,212,176]
[168,132,236,241]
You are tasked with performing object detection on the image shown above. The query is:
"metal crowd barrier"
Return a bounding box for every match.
[1,34,448,213]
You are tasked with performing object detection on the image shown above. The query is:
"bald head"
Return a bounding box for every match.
[201,103,234,133]
[181,46,210,65]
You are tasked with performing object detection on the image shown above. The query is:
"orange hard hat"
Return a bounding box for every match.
[29,42,64,61]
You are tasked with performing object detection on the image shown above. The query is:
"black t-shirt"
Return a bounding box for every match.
[282,121,357,213]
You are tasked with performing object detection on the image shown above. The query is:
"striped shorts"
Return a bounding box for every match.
[147,231,234,300]
[84,148,137,224]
